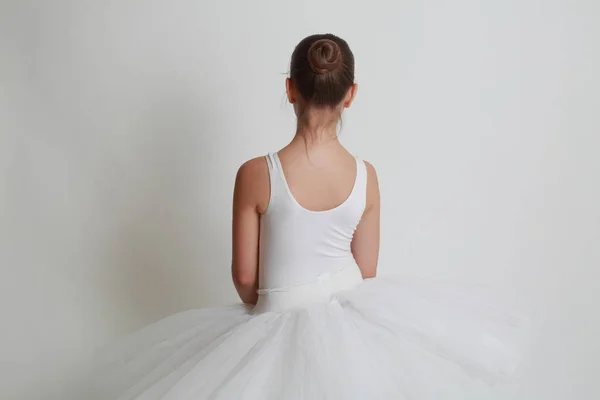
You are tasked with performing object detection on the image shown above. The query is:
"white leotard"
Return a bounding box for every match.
[257,153,367,292]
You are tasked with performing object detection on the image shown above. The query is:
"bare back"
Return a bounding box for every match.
[277,142,358,212]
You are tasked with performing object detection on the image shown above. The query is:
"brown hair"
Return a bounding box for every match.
[290,34,355,108]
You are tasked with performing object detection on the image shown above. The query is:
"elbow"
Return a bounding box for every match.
[361,271,377,279]
[233,270,257,288]
[232,268,258,305]
[359,264,377,279]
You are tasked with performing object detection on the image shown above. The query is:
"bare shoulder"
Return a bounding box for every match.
[237,156,268,179]
[234,156,270,213]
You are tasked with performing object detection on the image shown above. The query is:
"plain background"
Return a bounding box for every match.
[1,0,598,399]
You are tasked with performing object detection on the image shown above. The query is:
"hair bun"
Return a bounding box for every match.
[307,39,342,74]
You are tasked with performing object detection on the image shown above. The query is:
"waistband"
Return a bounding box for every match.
[252,266,364,314]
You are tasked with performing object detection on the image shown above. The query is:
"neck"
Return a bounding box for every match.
[295,107,340,144]
[290,130,341,159]
[294,126,338,143]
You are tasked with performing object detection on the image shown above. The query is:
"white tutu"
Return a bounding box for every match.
[92,268,527,400]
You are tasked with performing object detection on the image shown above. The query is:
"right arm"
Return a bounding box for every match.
[351,161,380,278]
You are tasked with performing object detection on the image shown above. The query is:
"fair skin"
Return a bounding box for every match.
[231,79,380,305]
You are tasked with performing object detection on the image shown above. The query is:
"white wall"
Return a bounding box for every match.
[1,1,598,399]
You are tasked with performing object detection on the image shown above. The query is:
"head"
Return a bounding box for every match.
[286,34,357,133]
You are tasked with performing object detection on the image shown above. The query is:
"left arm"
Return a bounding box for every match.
[231,158,268,304]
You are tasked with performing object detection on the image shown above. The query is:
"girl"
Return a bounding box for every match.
[95,34,525,399]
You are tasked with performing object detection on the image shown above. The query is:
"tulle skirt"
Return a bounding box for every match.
[93,267,527,399]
